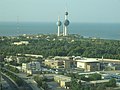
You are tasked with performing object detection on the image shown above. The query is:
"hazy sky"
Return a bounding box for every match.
[0,0,120,23]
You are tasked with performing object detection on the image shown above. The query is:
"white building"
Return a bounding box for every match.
[13,41,29,45]
[76,58,100,72]
[22,61,41,74]
[54,75,71,89]
[24,54,43,58]
[4,56,29,64]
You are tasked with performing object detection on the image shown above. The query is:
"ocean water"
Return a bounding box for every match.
[0,22,120,40]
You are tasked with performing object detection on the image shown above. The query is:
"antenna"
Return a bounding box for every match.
[58,16,60,21]
[65,0,67,11]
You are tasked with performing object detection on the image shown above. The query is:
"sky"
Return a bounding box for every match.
[0,0,120,23]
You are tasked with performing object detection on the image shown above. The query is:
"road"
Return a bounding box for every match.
[1,78,12,90]
[99,70,120,74]
[2,68,34,90]
[16,73,41,90]
[47,81,68,90]
[1,73,18,90]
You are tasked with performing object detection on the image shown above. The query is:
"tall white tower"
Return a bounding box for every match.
[63,12,70,36]
[56,16,62,36]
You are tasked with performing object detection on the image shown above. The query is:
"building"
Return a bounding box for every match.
[24,54,43,58]
[13,41,29,45]
[44,56,72,69]
[54,75,71,89]
[89,80,109,86]
[4,56,13,62]
[22,61,41,74]
[4,56,33,64]
[76,58,100,72]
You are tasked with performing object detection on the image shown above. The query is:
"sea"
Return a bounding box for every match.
[0,22,120,40]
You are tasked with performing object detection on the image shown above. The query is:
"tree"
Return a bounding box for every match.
[90,73,101,80]
[70,79,82,90]
[107,78,116,87]
[96,84,106,90]
[42,82,49,90]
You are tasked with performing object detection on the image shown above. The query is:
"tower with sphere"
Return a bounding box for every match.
[56,16,62,36]
[56,11,70,36]
[63,11,70,36]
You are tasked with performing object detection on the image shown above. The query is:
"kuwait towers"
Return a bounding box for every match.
[56,17,62,36]
[56,11,70,36]
[64,12,70,36]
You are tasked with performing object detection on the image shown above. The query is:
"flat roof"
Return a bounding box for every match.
[54,75,71,79]
[76,59,99,63]
[90,80,109,84]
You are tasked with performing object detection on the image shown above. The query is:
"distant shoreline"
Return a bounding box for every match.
[0,22,120,40]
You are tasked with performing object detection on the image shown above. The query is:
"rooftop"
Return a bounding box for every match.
[89,80,109,84]
[76,58,99,63]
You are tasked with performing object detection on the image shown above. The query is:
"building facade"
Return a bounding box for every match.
[77,58,100,72]
[45,56,72,69]
[54,75,71,89]
[22,61,41,74]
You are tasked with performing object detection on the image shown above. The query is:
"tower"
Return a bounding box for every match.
[56,16,62,36]
[63,11,70,36]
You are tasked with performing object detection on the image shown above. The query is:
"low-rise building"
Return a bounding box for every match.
[89,80,109,86]
[24,54,43,58]
[4,56,13,62]
[54,75,71,89]
[22,61,41,74]
[45,56,72,69]
[5,56,31,64]
[13,41,29,45]
[76,58,100,71]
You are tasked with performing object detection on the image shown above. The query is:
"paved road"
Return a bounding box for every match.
[1,78,12,90]
[1,73,18,90]
[2,68,34,90]
[47,82,67,90]
[17,73,41,90]
[26,79,40,90]
[99,70,120,74]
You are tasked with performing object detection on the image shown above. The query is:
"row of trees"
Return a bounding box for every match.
[66,73,117,90]
[70,78,116,90]
[80,73,101,81]
[34,75,49,90]
[5,65,19,73]
[67,73,101,81]
[1,68,22,86]
[0,35,120,59]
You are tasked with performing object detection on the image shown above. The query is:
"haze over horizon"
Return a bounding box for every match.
[0,0,120,23]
